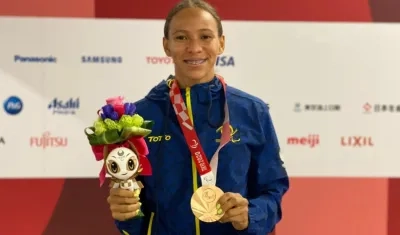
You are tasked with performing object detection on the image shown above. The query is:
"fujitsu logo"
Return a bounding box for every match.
[341,136,374,147]
[287,134,319,148]
[30,132,68,149]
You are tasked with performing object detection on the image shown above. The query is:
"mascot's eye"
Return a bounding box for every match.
[110,161,119,174]
[127,159,135,170]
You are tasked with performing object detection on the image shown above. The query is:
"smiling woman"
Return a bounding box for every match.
[106,0,289,235]
[162,0,225,88]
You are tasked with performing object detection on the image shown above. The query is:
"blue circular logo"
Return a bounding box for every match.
[3,96,23,115]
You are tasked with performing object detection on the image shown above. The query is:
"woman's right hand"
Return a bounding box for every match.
[107,188,141,221]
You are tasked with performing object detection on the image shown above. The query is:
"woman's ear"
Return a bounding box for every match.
[163,37,171,56]
[218,35,225,55]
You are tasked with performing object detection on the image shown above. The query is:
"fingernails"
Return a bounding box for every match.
[216,203,223,215]
[217,208,223,215]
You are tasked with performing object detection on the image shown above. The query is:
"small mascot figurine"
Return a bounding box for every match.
[84,96,153,217]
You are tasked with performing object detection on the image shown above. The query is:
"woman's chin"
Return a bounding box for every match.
[185,71,212,81]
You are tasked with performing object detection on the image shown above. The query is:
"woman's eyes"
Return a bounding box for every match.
[175,35,187,40]
[175,35,212,40]
[201,35,212,40]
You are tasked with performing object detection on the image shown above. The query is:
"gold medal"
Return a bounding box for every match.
[190,185,225,223]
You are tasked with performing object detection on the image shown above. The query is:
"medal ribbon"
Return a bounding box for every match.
[169,75,231,186]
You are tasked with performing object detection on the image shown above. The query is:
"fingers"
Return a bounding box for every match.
[112,211,138,221]
[108,188,139,204]
[110,203,141,213]
[110,188,137,198]
[107,195,139,205]
[108,188,142,221]
[219,206,248,223]
[217,192,249,225]
[218,192,248,212]
[232,220,249,231]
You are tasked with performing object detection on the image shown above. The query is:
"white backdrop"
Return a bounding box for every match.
[1,16,400,178]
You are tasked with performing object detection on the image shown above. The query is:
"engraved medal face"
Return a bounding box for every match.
[190,185,225,223]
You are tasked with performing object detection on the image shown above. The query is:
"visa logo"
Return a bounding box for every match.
[81,56,123,64]
[14,55,57,63]
[48,98,80,115]
[216,56,235,67]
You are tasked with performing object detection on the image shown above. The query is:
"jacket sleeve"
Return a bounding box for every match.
[238,103,290,235]
[115,217,146,235]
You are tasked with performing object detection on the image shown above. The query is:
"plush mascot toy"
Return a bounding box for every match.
[84,96,153,217]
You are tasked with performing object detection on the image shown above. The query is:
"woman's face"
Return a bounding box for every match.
[163,8,225,85]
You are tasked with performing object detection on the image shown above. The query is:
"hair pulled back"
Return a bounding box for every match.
[163,0,223,39]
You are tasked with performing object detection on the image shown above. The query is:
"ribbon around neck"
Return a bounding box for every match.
[168,75,231,187]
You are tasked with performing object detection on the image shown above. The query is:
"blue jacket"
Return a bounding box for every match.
[115,76,289,235]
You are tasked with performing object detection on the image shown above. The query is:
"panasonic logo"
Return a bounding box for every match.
[14,55,57,63]
[81,56,123,64]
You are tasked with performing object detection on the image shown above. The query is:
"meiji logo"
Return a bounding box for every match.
[3,96,23,115]
[216,56,235,67]
[14,55,57,63]
[287,134,320,148]
[48,98,80,115]
[30,132,68,149]
[146,56,173,64]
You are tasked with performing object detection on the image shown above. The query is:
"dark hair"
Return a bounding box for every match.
[163,0,223,39]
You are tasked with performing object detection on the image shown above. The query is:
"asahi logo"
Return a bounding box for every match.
[287,134,319,148]
[341,136,374,147]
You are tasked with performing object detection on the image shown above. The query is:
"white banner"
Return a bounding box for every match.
[0,17,400,178]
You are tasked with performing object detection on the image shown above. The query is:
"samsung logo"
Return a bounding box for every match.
[81,56,123,64]
[14,55,57,63]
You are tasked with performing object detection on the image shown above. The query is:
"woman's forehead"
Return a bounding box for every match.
[170,8,218,32]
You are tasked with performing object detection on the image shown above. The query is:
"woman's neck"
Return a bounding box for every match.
[175,74,215,88]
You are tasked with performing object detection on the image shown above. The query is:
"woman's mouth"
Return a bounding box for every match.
[184,59,207,65]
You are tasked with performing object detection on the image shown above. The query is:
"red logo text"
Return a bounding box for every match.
[146,56,173,64]
[30,132,68,149]
[287,134,319,148]
[341,136,374,147]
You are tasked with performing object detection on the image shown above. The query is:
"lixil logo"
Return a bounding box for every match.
[341,136,374,147]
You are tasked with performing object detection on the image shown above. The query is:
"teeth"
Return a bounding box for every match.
[186,60,205,65]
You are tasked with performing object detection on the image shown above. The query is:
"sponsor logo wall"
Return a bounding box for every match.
[1,18,399,178]
[0,1,400,235]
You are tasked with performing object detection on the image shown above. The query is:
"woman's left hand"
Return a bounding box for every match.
[218,192,249,230]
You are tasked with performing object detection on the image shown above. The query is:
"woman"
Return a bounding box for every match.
[107,0,289,234]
